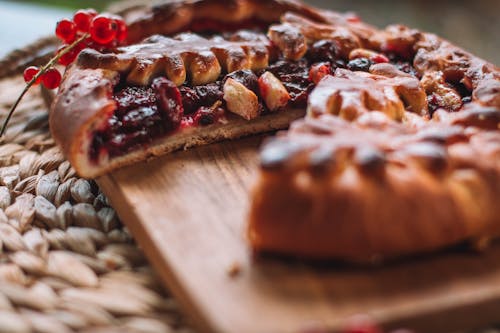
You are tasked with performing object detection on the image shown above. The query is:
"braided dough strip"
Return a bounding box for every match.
[249,108,500,262]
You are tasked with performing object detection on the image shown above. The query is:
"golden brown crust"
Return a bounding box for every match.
[77,33,272,86]
[370,25,500,108]
[50,66,119,174]
[307,67,429,121]
[123,0,336,43]
[249,110,500,262]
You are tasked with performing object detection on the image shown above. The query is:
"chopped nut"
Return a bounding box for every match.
[349,48,378,60]
[227,262,242,278]
[421,71,462,111]
[258,72,290,111]
[268,24,307,61]
[223,78,260,120]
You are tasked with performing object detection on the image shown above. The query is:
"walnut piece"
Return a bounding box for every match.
[223,78,260,120]
[258,72,290,111]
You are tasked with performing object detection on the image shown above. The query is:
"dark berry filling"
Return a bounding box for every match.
[307,40,346,70]
[179,82,223,114]
[89,78,183,162]
[224,70,259,93]
[427,93,442,115]
[192,105,226,126]
[308,40,340,63]
[393,60,419,77]
[264,59,314,107]
[461,95,472,104]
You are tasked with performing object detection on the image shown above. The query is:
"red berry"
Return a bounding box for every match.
[73,9,97,32]
[180,117,194,129]
[342,315,382,333]
[41,68,62,89]
[114,18,128,43]
[57,45,76,66]
[55,18,77,43]
[309,62,332,84]
[371,54,390,64]
[57,41,86,66]
[382,42,413,60]
[90,14,118,45]
[23,66,42,85]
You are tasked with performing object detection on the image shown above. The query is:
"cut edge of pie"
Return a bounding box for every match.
[51,66,305,178]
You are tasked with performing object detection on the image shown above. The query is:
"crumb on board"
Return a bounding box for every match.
[227,261,242,278]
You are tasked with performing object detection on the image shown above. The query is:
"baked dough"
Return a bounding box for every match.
[249,108,500,262]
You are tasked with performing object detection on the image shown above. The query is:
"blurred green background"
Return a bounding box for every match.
[7,0,114,10]
[1,0,499,64]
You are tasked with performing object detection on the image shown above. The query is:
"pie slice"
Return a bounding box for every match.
[51,0,498,179]
[51,0,376,178]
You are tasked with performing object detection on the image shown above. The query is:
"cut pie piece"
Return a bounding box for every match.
[51,0,495,179]
[51,0,378,178]
[248,108,500,262]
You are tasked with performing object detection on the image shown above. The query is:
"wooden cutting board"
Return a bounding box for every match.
[98,136,500,333]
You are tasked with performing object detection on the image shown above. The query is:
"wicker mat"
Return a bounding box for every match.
[0,76,197,332]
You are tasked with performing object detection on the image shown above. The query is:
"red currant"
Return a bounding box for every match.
[371,54,390,64]
[382,42,413,60]
[180,117,195,129]
[55,18,77,43]
[41,68,62,89]
[23,66,42,85]
[89,14,118,45]
[57,45,75,66]
[57,41,86,66]
[309,62,331,84]
[73,8,98,32]
[114,18,128,43]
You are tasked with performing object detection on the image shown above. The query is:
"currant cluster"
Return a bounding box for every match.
[0,8,128,136]
[56,9,127,65]
[23,8,128,90]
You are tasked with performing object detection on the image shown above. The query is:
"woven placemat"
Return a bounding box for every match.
[0,75,197,332]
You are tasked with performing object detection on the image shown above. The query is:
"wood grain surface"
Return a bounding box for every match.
[99,136,500,333]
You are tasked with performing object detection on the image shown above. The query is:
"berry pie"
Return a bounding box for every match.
[51,0,353,178]
[49,0,500,261]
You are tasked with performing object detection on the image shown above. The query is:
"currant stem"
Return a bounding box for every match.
[0,33,89,137]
